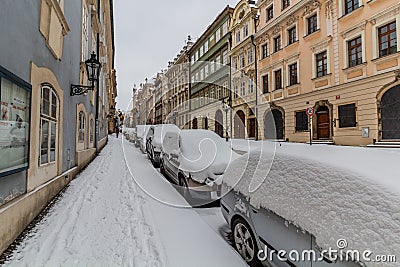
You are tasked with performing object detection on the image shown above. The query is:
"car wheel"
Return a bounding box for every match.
[232,218,260,267]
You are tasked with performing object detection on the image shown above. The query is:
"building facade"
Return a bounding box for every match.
[0,0,116,254]
[255,0,400,145]
[189,6,234,138]
[230,0,259,139]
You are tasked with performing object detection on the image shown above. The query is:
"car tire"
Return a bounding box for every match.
[232,218,261,267]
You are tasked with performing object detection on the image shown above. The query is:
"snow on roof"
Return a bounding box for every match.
[136,125,151,138]
[152,124,180,149]
[223,142,400,265]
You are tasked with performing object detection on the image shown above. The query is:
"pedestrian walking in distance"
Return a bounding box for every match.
[114,116,120,138]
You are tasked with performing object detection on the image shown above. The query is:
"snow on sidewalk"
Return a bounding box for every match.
[3,136,246,267]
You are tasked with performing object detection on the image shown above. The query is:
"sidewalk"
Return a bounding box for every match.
[2,136,246,267]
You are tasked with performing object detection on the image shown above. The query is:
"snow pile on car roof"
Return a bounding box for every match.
[136,125,151,138]
[153,124,180,149]
[179,130,240,184]
[223,143,400,265]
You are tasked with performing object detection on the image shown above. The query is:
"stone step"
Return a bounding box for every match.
[367,142,400,148]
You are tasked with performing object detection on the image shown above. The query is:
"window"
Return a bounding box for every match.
[90,118,94,142]
[205,64,209,77]
[223,50,228,65]
[216,29,221,42]
[210,35,215,46]
[248,48,254,63]
[40,85,58,165]
[233,57,238,70]
[344,0,359,15]
[200,46,204,57]
[78,111,86,143]
[248,78,254,94]
[307,14,318,35]
[234,81,239,97]
[289,63,298,85]
[217,86,221,99]
[338,103,357,128]
[81,4,89,61]
[216,55,221,69]
[274,69,282,90]
[243,24,249,37]
[262,44,268,59]
[210,61,215,73]
[200,69,204,80]
[282,0,290,10]
[316,51,327,77]
[0,71,32,175]
[240,80,246,96]
[288,27,297,45]
[240,53,245,68]
[262,75,269,93]
[348,36,362,67]
[378,22,397,57]
[204,41,209,52]
[267,5,274,21]
[274,36,281,52]
[236,31,241,43]
[222,21,228,36]
[191,55,195,64]
[296,111,309,131]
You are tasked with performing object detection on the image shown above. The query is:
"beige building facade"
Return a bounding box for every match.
[230,0,259,139]
[255,0,400,146]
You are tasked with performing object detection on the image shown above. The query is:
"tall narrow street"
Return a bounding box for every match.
[2,137,245,267]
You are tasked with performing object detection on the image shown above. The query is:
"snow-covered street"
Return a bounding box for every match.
[2,136,246,267]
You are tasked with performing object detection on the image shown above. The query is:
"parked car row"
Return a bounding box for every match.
[126,126,399,267]
[132,124,239,205]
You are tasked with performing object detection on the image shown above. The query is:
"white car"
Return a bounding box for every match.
[160,129,240,205]
[146,124,180,167]
[135,125,151,153]
[221,144,400,266]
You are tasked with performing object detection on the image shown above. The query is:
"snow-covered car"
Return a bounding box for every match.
[146,124,180,167]
[160,129,240,203]
[221,144,400,267]
[135,125,151,153]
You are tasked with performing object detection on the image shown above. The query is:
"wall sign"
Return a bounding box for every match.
[0,66,31,177]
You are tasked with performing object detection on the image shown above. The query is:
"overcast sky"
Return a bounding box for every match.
[114,0,239,111]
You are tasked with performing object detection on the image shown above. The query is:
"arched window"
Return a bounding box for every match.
[90,118,94,143]
[40,84,59,165]
[78,111,86,143]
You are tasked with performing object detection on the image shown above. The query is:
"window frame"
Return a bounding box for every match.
[347,36,363,67]
[315,51,328,78]
[288,62,298,86]
[266,5,274,21]
[288,26,297,45]
[274,35,281,53]
[307,14,318,35]
[274,69,282,90]
[40,84,59,166]
[378,21,397,58]
[282,0,290,10]
[262,74,269,94]
[261,43,268,59]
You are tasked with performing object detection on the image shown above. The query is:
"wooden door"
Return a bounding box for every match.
[317,107,330,139]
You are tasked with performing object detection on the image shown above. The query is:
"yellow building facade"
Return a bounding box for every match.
[255,0,400,145]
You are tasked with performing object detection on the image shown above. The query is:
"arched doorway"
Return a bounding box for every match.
[215,110,224,137]
[204,117,208,130]
[316,106,330,140]
[234,110,245,139]
[264,109,284,140]
[381,85,400,140]
[192,117,198,129]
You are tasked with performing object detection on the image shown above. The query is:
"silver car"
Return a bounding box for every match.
[160,129,239,205]
[146,124,180,167]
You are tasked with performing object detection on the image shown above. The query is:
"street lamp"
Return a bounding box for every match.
[70,52,102,96]
[222,97,231,142]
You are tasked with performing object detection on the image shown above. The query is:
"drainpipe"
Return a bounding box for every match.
[251,14,260,141]
[94,0,101,153]
[228,34,233,140]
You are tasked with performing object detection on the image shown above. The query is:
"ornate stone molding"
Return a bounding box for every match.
[257,0,273,8]
[325,0,333,19]
[286,15,299,26]
[310,37,332,52]
[255,33,269,46]
[272,25,282,36]
[368,4,400,25]
[302,0,321,18]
